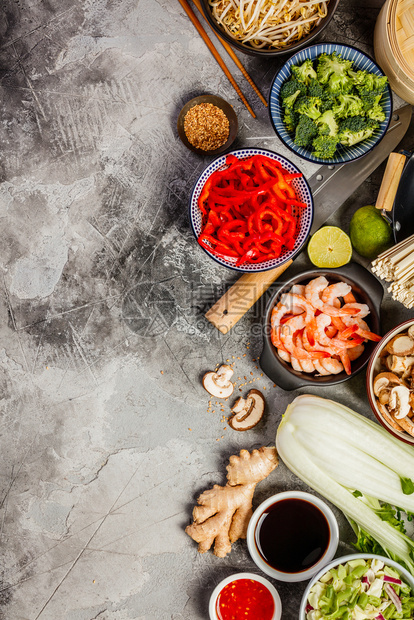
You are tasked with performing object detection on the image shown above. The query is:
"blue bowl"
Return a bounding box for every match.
[189,148,314,273]
[269,42,392,165]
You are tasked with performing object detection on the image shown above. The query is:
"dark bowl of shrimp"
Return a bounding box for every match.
[260,263,384,390]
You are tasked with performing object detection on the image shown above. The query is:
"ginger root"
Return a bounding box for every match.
[185,446,278,557]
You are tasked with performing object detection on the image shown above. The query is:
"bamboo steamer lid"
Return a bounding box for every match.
[374,0,414,104]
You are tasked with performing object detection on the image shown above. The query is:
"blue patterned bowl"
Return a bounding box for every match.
[269,43,392,165]
[189,148,314,273]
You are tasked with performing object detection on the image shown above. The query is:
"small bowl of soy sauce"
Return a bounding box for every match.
[246,491,339,582]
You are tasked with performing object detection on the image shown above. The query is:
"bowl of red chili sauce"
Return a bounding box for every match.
[209,572,282,620]
[189,148,314,272]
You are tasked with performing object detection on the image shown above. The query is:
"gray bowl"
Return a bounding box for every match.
[199,0,339,57]
[260,263,384,391]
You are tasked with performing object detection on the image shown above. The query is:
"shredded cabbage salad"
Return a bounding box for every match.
[306,558,414,620]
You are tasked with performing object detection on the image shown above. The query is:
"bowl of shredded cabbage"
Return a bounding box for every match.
[299,554,414,620]
[199,0,339,56]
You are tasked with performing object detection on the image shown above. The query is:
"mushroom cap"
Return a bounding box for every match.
[229,389,265,431]
[386,334,414,356]
[389,385,411,420]
[377,401,404,432]
[202,366,234,398]
[385,355,414,376]
[373,372,405,396]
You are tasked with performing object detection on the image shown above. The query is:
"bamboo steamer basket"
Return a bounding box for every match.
[374,0,414,104]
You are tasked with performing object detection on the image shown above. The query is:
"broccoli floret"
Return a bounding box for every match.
[373,75,388,93]
[326,72,354,95]
[312,135,339,159]
[367,104,386,122]
[291,59,317,85]
[338,116,379,146]
[294,115,318,147]
[316,52,353,85]
[308,78,325,98]
[280,79,307,108]
[355,74,388,98]
[360,90,383,113]
[349,69,376,91]
[319,95,336,114]
[295,96,322,120]
[332,94,364,118]
[315,110,339,137]
[283,107,299,132]
[339,116,377,131]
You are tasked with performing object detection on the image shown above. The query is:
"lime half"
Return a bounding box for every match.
[307,226,352,268]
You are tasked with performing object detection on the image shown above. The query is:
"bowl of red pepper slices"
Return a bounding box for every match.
[189,148,313,272]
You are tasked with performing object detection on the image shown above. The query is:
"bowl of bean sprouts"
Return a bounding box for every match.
[199,0,339,56]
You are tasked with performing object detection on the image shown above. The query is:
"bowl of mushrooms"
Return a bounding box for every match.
[367,319,414,445]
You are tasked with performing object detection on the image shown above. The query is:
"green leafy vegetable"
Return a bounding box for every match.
[276,395,414,575]
[401,477,414,495]
[306,557,414,619]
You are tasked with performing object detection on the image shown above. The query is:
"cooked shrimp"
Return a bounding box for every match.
[341,303,370,318]
[294,332,316,373]
[271,301,290,329]
[321,282,352,306]
[309,315,364,359]
[305,277,357,317]
[280,293,316,319]
[305,276,329,309]
[280,314,328,360]
[290,357,303,372]
[341,316,382,342]
[277,348,291,363]
[291,284,306,295]
[347,344,365,361]
[321,358,344,374]
[313,360,332,375]
[270,278,380,377]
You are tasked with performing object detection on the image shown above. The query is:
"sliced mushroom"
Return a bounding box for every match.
[228,389,265,431]
[408,325,414,340]
[386,355,414,377]
[203,365,234,398]
[388,385,411,419]
[386,334,414,356]
[378,390,390,405]
[373,372,404,397]
[394,413,414,438]
[377,402,405,433]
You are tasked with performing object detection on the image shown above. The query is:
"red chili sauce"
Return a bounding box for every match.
[216,578,275,620]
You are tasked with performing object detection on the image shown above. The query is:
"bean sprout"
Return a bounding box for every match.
[208,0,329,49]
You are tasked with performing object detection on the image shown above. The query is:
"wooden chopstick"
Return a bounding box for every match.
[191,0,268,108]
[177,0,256,118]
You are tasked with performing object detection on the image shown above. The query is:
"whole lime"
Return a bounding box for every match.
[349,205,393,259]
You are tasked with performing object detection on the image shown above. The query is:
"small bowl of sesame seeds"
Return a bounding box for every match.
[177,95,238,155]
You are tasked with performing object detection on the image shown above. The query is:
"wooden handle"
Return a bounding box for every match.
[177,0,256,118]
[205,260,293,334]
[375,152,406,212]
[191,0,268,108]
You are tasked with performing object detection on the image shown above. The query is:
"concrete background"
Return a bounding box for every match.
[0,0,413,618]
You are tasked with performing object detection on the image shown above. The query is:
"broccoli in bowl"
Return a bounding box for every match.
[279,51,389,161]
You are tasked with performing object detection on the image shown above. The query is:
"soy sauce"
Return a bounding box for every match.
[255,498,330,573]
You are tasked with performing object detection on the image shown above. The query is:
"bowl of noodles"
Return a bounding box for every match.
[199,0,339,57]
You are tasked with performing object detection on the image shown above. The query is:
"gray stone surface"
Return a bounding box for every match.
[0,0,413,618]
